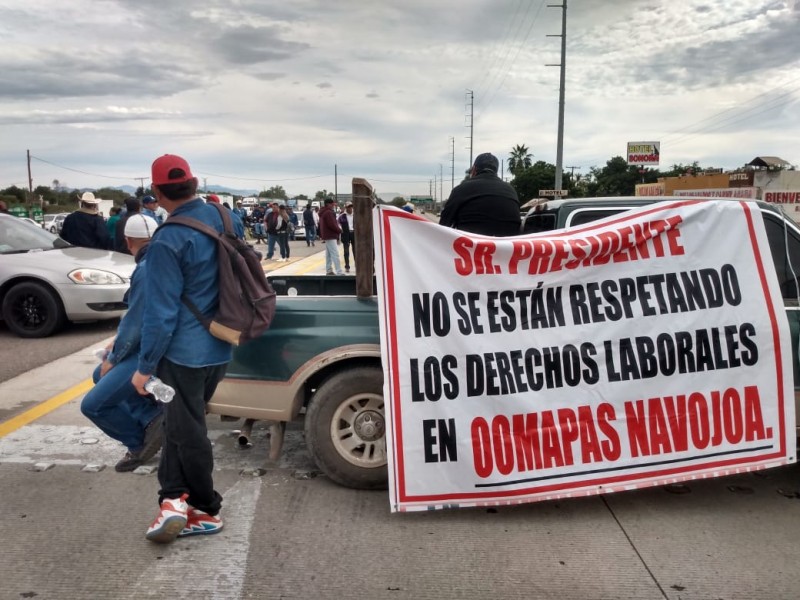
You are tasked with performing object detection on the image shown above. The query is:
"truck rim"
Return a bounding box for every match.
[330,393,386,468]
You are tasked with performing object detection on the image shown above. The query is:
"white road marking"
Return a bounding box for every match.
[131,478,262,600]
[0,423,314,471]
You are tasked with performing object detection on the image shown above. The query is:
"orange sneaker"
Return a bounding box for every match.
[145,494,189,544]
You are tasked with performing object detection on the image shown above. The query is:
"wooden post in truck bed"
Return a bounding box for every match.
[352,178,374,298]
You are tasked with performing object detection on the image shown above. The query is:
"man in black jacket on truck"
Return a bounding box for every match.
[439,152,520,236]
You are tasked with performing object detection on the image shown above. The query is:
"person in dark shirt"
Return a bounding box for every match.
[60,192,111,250]
[439,152,521,236]
[115,197,142,254]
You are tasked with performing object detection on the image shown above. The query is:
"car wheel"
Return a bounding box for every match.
[49,226,57,233]
[2,282,66,338]
[304,366,388,490]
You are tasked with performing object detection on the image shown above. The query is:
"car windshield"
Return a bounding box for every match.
[0,216,72,253]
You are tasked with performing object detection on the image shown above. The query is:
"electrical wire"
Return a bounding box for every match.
[472,0,528,101]
[30,155,146,181]
[475,0,547,122]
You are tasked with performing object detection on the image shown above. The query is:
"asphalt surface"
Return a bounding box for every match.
[3,234,800,599]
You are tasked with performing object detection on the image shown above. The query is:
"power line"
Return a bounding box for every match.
[472,0,529,100]
[196,171,329,183]
[475,0,547,122]
[578,76,800,170]
[30,155,147,181]
[664,86,800,148]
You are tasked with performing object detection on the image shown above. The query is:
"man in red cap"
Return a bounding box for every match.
[132,154,240,543]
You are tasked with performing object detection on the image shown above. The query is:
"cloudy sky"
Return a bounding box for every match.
[1,0,798,199]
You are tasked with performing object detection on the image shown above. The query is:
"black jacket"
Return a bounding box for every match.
[114,212,139,254]
[60,210,111,250]
[439,172,520,236]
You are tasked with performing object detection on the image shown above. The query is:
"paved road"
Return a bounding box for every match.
[3,233,800,599]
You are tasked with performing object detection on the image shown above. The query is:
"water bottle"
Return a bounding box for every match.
[144,377,176,404]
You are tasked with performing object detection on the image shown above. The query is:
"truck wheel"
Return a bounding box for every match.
[305,366,388,490]
[2,281,66,338]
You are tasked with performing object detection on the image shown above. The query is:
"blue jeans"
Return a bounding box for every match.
[305,224,316,246]
[266,233,279,258]
[81,354,162,452]
[278,231,289,259]
[254,223,265,239]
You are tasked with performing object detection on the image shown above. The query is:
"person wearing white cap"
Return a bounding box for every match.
[60,191,112,249]
[80,213,163,472]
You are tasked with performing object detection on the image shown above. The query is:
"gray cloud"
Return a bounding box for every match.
[212,25,310,65]
[0,50,206,100]
[0,107,183,126]
[251,72,287,82]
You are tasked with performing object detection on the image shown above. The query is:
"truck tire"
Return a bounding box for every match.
[305,366,388,490]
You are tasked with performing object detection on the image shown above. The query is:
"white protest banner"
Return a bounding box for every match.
[373,201,795,512]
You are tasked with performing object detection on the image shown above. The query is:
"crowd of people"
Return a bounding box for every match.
[68,150,512,547]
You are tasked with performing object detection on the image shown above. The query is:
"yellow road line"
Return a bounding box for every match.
[0,378,93,438]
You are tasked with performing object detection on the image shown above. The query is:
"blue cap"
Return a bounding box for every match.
[142,195,157,204]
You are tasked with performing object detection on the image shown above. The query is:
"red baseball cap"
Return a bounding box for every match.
[207,194,220,203]
[151,154,194,186]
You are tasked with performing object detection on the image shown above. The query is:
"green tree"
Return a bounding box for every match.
[589,156,641,197]
[265,185,287,200]
[0,185,27,202]
[391,196,406,207]
[661,162,702,178]
[510,161,557,204]
[314,189,334,200]
[95,187,129,203]
[508,144,533,177]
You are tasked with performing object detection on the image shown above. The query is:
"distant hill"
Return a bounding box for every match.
[108,185,258,196]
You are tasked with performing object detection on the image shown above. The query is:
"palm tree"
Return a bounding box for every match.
[508,144,533,177]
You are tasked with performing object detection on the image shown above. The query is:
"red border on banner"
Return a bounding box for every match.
[378,202,790,506]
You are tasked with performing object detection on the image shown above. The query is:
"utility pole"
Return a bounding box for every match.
[546,0,567,190]
[26,149,33,205]
[449,136,455,194]
[433,172,437,204]
[465,90,474,172]
[26,149,36,214]
[203,177,208,193]
[439,164,443,205]
[565,165,580,184]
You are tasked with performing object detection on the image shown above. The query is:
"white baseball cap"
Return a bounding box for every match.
[124,214,159,239]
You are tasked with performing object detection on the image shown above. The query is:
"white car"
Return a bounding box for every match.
[19,217,40,228]
[0,214,135,337]
[43,212,69,234]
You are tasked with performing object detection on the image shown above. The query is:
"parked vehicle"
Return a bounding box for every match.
[0,214,134,337]
[207,196,800,490]
[43,213,69,234]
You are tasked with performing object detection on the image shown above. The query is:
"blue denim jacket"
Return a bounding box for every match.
[107,245,149,365]
[137,198,234,374]
[141,206,163,225]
